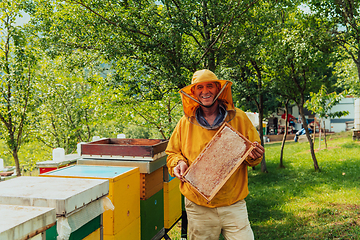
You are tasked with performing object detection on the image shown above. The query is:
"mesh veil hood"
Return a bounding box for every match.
[179,69,236,123]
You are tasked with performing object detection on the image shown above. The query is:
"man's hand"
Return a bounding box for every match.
[249,142,265,159]
[173,160,188,182]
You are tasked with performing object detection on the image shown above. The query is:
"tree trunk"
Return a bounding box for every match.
[12,151,21,177]
[298,104,320,171]
[261,154,267,173]
[312,117,316,144]
[258,107,268,173]
[324,120,327,149]
[279,135,286,168]
[252,60,268,173]
[279,100,289,168]
[318,118,322,150]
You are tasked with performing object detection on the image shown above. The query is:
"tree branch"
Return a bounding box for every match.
[197,0,261,64]
[67,0,152,38]
[16,63,32,146]
[130,105,166,139]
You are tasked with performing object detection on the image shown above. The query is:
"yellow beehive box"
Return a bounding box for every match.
[104,217,140,240]
[41,165,140,236]
[163,177,182,229]
[83,228,101,240]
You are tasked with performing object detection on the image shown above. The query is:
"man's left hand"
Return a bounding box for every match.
[249,142,264,159]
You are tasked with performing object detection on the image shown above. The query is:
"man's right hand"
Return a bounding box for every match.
[173,160,188,182]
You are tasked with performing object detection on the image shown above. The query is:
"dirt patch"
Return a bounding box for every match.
[329,203,360,211]
[350,219,360,226]
[313,146,340,152]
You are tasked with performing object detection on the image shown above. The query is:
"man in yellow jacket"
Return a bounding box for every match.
[166,69,264,240]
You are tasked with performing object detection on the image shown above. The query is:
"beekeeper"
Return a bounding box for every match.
[166,69,264,240]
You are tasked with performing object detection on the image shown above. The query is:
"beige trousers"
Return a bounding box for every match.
[185,198,254,240]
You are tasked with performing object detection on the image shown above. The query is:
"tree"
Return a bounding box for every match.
[35,54,117,153]
[221,65,270,173]
[335,58,360,97]
[218,1,286,173]
[116,90,183,139]
[0,0,38,176]
[219,0,301,172]
[307,1,360,86]
[269,10,338,171]
[305,85,349,149]
[279,98,291,168]
[108,56,184,139]
[30,0,262,74]
[28,0,262,137]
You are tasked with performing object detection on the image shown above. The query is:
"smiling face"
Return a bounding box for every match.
[193,81,220,106]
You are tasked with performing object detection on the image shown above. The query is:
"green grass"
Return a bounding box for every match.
[163,131,360,240]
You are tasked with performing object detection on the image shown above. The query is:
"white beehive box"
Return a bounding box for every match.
[0,176,108,216]
[0,204,56,240]
[0,176,109,238]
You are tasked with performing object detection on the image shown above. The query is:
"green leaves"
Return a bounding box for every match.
[307,0,360,96]
[34,54,116,153]
[305,85,349,119]
[111,59,183,139]
[0,0,41,175]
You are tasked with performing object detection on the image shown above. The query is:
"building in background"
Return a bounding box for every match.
[266,96,356,135]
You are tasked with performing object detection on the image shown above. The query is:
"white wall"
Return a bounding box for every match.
[322,97,354,132]
[286,97,355,133]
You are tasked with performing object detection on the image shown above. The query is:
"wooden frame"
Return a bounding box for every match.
[182,122,255,202]
[81,138,168,161]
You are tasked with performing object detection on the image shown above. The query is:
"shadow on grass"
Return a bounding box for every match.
[252,208,360,240]
[246,150,360,240]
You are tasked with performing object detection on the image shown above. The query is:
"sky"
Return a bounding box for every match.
[299,3,311,14]
[15,11,30,26]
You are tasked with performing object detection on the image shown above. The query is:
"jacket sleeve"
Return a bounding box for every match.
[165,121,188,177]
[245,151,263,167]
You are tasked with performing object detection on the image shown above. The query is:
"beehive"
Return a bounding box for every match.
[140,167,163,200]
[0,176,108,240]
[163,177,182,229]
[81,138,168,161]
[77,155,167,174]
[40,165,140,239]
[103,217,140,240]
[36,154,79,174]
[0,205,56,240]
[140,189,164,240]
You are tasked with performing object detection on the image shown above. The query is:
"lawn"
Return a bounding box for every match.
[165,131,360,240]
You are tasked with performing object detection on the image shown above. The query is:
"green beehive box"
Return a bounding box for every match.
[45,215,101,240]
[140,189,164,240]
